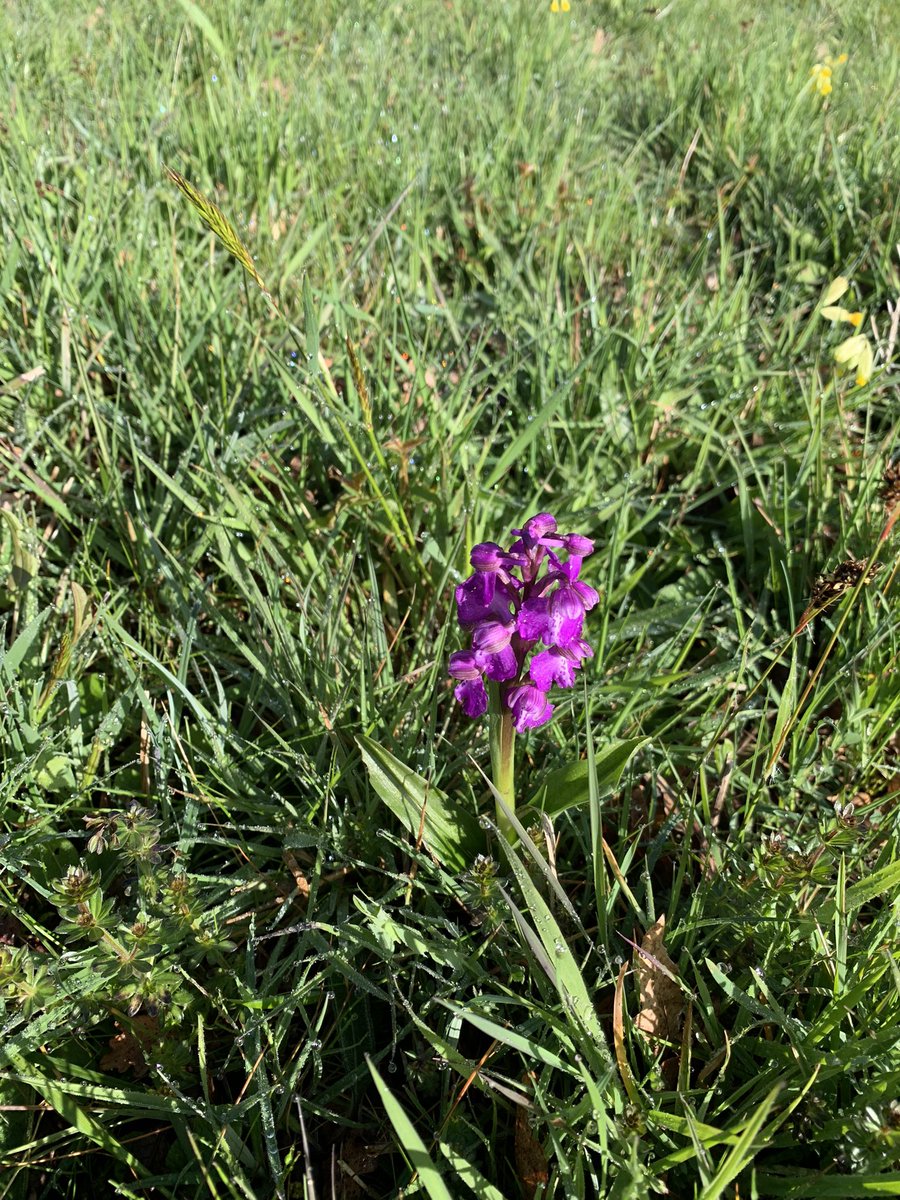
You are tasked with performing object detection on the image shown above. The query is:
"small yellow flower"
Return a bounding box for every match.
[834,334,868,365]
[810,64,832,95]
[820,278,873,386]
[550,0,570,10]
[855,341,873,387]
[834,333,874,387]
[822,306,864,328]
[822,276,849,305]
[809,52,847,97]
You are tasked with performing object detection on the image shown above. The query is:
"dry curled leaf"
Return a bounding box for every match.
[283,849,311,899]
[634,914,684,1042]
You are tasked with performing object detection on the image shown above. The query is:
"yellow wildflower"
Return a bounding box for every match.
[833,333,874,387]
[821,276,849,305]
[821,277,874,386]
[809,52,848,97]
[834,334,868,365]
[822,306,864,328]
[855,341,873,387]
[550,0,571,10]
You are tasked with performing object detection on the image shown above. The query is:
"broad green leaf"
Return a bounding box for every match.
[171,0,229,61]
[485,388,569,488]
[526,738,648,817]
[36,753,77,793]
[358,736,482,871]
[771,646,798,764]
[439,1142,511,1199]
[0,509,39,591]
[0,609,50,682]
[754,1174,900,1197]
[807,966,890,1044]
[5,1055,148,1178]
[439,1002,577,1076]
[303,276,319,370]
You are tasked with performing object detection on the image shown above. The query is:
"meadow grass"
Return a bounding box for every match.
[1,0,899,1196]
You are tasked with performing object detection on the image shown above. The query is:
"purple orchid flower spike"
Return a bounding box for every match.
[451,512,596,732]
[449,513,597,840]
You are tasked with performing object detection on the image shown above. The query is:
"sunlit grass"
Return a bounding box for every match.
[1,1,899,1196]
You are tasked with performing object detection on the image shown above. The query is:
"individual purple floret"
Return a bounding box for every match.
[448,513,596,732]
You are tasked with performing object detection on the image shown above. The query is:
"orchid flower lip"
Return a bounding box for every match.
[455,677,487,719]
[521,513,558,538]
[563,533,594,555]
[448,650,481,680]
[472,619,514,654]
[482,645,518,681]
[508,684,554,731]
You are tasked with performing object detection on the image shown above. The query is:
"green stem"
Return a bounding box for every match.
[489,686,516,842]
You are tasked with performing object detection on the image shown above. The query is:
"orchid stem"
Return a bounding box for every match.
[489,688,516,842]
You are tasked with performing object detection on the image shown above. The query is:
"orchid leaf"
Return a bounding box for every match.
[359,736,482,870]
[525,737,648,818]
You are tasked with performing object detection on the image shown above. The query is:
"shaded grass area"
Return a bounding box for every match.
[1,0,899,1196]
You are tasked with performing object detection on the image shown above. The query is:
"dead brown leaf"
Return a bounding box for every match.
[515,1103,548,1200]
[634,914,684,1042]
[336,1133,388,1198]
[100,1016,158,1078]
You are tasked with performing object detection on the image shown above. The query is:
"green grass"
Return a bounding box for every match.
[1,0,899,1196]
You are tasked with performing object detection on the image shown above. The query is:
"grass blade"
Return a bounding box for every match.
[367,1057,454,1200]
